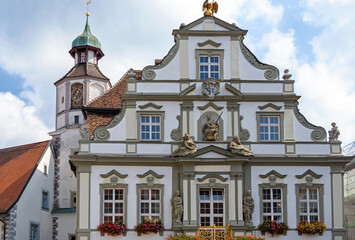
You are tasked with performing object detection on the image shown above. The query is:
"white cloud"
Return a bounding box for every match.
[0,92,50,148]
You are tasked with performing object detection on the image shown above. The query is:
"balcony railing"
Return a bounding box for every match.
[197,224,233,240]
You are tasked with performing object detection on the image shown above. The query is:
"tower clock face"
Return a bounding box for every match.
[71,83,83,108]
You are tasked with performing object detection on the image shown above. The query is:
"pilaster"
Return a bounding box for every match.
[180,36,189,80]
[181,102,194,138]
[230,37,240,79]
[284,102,295,141]
[126,100,137,141]
[227,103,240,140]
[76,164,91,240]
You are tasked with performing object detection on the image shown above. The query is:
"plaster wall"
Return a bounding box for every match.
[68,110,83,125]
[58,128,80,208]
[296,144,330,155]
[89,83,104,102]
[90,143,126,154]
[56,113,66,129]
[251,166,332,229]
[58,85,66,113]
[239,47,270,80]
[55,213,76,240]
[151,48,181,80]
[241,82,283,93]
[90,166,173,229]
[136,82,180,93]
[14,145,54,240]
[105,117,126,141]
[294,117,316,141]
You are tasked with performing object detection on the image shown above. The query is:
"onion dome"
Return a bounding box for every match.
[72,15,101,49]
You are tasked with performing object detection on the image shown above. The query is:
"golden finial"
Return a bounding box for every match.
[86,0,92,16]
[203,0,219,16]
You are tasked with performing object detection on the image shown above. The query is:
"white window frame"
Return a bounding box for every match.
[261,188,283,222]
[29,223,39,240]
[199,55,220,80]
[139,188,161,222]
[199,188,225,226]
[138,114,162,142]
[103,188,125,223]
[298,188,320,222]
[259,116,280,142]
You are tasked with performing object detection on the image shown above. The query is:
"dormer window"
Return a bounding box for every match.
[80,52,86,63]
[200,56,219,80]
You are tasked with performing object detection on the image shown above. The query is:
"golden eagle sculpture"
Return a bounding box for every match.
[203,0,219,16]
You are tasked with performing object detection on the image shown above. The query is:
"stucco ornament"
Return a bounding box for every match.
[328,122,340,142]
[202,78,220,99]
[170,115,182,141]
[228,136,254,156]
[243,190,254,225]
[172,133,197,157]
[203,114,220,141]
[171,190,183,225]
[79,122,91,140]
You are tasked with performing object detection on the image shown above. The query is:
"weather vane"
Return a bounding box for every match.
[86,0,92,16]
[203,0,219,16]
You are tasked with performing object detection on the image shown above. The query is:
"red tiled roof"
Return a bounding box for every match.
[85,69,141,138]
[0,141,50,214]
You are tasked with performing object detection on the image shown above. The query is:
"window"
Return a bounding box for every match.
[103,188,125,223]
[80,52,86,63]
[70,192,77,208]
[69,235,76,240]
[42,191,49,210]
[140,115,161,141]
[259,116,280,141]
[199,56,220,80]
[262,188,283,222]
[139,188,161,222]
[44,164,48,175]
[61,96,64,104]
[299,188,319,222]
[74,115,79,124]
[199,188,224,226]
[30,223,39,240]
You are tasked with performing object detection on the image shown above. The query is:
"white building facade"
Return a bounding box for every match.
[66,15,351,240]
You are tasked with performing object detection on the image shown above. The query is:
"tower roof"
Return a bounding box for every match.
[72,16,101,50]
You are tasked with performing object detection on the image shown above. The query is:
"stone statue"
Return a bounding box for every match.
[80,122,91,140]
[328,122,340,141]
[172,133,197,157]
[203,114,219,141]
[243,190,254,225]
[171,190,183,225]
[228,136,254,156]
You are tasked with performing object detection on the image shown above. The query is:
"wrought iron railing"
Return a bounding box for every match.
[197,224,233,240]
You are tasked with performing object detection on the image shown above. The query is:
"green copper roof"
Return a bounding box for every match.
[72,16,101,49]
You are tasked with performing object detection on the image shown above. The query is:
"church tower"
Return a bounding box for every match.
[54,13,110,129]
[50,13,111,240]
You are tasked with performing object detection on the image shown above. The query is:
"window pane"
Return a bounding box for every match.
[200,203,210,214]
[309,189,318,200]
[201,217,210,226]
[214,217,223,226]
[210,57,219,63]
[115,189,123,200]
[200,190,210,200]
[141,189,149,200]
[274,215,282,222]
[200,57,208,63]
[151,189,160,200]
[273,189,282,200]
[310,215,319,223]
[263,189,271,200]
[104,203,113,213]
[104,216,113,223]
[213,190,223,201]
[141,203,149,214]
[309,202,318,213]
[300,202,308,213]
[104,189,113,200]
[273,202,282,213]
[114,216,123,223]
[213,203,223,214]
[299,189,307,200]
[115,203,123,214]
[151,203,160,214]
[263,202,271,213]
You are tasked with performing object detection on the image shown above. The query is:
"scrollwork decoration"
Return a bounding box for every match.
[239,36,279,80]
[239,115,250,141]
[292,101,326,142]
[170,115,182,141]
[142,36,180,80]
[94,102,127,141]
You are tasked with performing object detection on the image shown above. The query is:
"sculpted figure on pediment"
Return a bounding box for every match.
[328,122,340,142]
[172,133,197,157]
[80,122,91,140]
[228,136,254,156]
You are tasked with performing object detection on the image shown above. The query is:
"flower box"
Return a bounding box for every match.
[134,218,165,236]
[258,220,289,236]
[297,221,326,235]
[97,222,128,237]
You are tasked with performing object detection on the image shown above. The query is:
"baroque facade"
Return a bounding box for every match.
[51,9,352,240]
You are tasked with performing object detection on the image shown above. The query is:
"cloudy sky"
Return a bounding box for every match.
[0,0,354,148]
